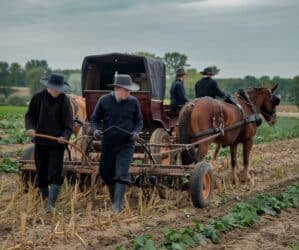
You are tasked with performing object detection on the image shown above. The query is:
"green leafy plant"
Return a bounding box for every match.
[0,157,18,173]
[131,234,156,250]
[122,183,299,250]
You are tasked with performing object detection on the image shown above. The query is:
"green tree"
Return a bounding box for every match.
[54,69,80,80]
[291,76,299,106]
[67,72,81,95]
[185,68,201,99]
[259,75,271,87]
[132,51,162,60]
[9,62,25,86]
[26,67,47,95]
[25,59,49,72]
[0,62,10,86]
[163,52,190,77]
[0,87,17,98]
[243,75,259,88]
[217,78,243,94]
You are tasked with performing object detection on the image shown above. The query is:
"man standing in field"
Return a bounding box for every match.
[195,66,228,99]
[25,73,73,213]
[91,74,143,214]
[170,68,189,114]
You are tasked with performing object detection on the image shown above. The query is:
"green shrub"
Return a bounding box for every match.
[6,95,28,106]
[0,94,6,105]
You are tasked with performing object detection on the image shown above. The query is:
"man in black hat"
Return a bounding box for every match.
[25,73,73,213]
[195,67,230,99]
[170,68,188,114]
[91,74,143,214]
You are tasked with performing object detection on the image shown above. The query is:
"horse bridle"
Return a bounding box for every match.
[239,88,280,121]
[260,89,280,120]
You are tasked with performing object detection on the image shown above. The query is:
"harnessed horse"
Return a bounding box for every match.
[178,84,280,183]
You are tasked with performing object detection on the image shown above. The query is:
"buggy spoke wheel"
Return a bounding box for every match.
[148,128,173,165]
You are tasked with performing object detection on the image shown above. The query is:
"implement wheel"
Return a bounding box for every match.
[148,128,174,165]
[190,162,214,208]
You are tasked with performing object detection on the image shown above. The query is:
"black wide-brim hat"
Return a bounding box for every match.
[108,74,140,91]
[200,67,215,76]
[40,73,70,93]
[176,68,186,76]
[199,66,219,76]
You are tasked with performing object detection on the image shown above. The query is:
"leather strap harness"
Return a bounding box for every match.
[191,89,261,139]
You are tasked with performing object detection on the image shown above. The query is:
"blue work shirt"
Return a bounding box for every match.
[170,79,188,111]
[91,92,143,145]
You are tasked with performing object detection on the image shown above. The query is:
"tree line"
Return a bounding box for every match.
[0,60,80,96]
[0,52,298,105]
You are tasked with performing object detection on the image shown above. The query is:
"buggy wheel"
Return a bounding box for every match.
[148,128,174,165]
[190,162,214,208]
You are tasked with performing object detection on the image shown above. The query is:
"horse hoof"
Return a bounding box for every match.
[235,165,241,174]
[249,177,255,187]
[244,172,251,183]
[233,176,240,185]
[230,172,239,185]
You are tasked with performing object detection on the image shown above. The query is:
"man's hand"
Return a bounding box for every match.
[93,129,102,139]
[27,129,36,138]
[131,132,143,143]
[57,136,66,144]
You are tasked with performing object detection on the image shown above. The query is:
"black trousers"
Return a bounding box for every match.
[100,142,134,185]
[34,144,65,188]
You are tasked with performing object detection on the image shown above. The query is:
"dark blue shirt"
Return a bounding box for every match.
[195,77,225,99]
[170,79,188,111]
[91,92,143,145]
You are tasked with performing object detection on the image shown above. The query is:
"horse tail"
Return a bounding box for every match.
[178,104,193,144]
[178,103,196,165]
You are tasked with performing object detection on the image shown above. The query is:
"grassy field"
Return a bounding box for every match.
[0,105,27,115]
[0,106,298,146]
[255,117,299,144]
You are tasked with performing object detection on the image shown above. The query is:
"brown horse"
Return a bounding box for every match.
[178,84,280,183]
[68,94,87,137]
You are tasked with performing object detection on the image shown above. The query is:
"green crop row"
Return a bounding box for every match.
[116,183,299,250]
[0,156,18,173]
[0,106,30,145]
[255,117,299,144]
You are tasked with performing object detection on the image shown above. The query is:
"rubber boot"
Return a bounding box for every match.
[108,185,115,203]
[112,183,126,214]
[47,184,60,213]
[39,186,49,200]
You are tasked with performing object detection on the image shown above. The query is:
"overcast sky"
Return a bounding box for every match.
[1,0,298,77]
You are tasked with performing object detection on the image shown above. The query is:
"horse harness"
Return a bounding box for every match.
[191,89,262,139]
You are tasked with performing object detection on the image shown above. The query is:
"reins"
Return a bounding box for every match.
[33,133,93,168]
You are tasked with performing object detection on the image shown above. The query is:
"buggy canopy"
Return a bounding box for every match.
[81,53,166,100]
